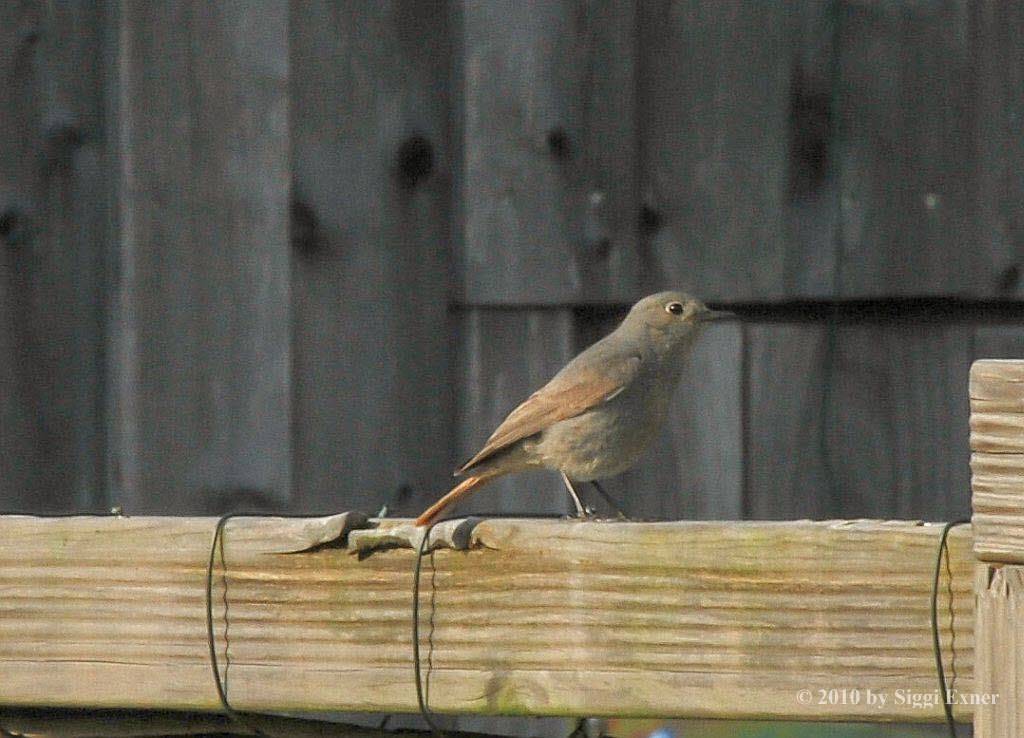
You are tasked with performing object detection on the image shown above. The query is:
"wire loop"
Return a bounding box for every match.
[931,518,970,738]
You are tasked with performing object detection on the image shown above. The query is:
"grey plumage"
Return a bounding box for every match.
[416,291,728,525]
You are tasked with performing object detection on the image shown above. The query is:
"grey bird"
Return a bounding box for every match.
[415,291,731,525]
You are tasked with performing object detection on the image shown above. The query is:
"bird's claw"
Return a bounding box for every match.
[567,505,601,522]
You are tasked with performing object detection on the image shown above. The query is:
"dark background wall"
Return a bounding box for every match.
[1,0,1021,523]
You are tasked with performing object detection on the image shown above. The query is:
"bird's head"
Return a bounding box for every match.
[622,290,732,354]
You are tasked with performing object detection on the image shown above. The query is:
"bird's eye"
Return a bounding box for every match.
[666,302,684,315]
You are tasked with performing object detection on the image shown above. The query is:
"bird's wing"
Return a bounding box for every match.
[457,353,642,475]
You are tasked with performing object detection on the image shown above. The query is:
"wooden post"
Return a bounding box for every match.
[971,359,1024,736]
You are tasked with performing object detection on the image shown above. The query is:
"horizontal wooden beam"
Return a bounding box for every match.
[0,516,972,722]
[971,359,1024,562]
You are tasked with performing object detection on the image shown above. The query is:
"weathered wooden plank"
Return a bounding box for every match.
[0,1,107,512]
[970,359,1024,453]
[0,1,43,513]
[970,359,1024,563]
[453,308,576,516]
[974,562,1023,737]
[972,453,1024,564]
[36,1,110,512]
[747,323,972,520]
[745,324,832,519]
[105,1,291,514]
[576,310,743,520]
[834,0,992,297]
[973,0,1024,299]
[783,0,842,299]
[639,1,836,301]
[289,0,454,517]
[0,516,973,722]
[460,0,640,304]
[973,326,1024,364]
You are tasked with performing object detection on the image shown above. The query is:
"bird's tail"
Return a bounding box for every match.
[414,472,498,526]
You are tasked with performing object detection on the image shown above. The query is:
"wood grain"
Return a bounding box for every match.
[974,562,1024,737]
[973,1,1024,299]
[460,0,640,304]
[638,1,835,301]
[746,323,972,521]
[0,1,107,511]
[0,516,973,722]
[745,324,833,519]
[973,326,1024,365]
[970,360,1024,563]
[0,1,43,512]
[970,359,1024,453]
[289,0,454,516]
[783,0,841,298]
[105,1,291,513]
[834,0,984,296]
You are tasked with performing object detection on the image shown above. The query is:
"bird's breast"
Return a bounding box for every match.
[530,378,673,481]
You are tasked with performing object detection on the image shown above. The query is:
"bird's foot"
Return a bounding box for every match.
[566,504,601,522]
[589,480,629,519]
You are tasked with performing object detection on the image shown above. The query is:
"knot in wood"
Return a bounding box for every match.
[397,134,434,188]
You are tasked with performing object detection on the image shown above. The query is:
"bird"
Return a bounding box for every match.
[414,291,732,526]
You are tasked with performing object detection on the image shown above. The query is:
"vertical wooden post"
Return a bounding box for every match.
[971,360,1024,736]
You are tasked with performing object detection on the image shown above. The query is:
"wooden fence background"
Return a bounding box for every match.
[1,0,1022,524]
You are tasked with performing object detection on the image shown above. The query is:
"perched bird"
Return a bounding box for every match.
[415,291,731,525]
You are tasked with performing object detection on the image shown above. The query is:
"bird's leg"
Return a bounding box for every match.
[559,472,593,518]
[590,481,628,519]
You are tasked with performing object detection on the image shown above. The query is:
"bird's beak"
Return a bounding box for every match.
[700,307,736,322]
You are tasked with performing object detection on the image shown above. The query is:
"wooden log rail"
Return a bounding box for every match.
[0,515,972,723]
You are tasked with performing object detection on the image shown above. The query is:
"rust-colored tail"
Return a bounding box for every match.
[415,473,498,526]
